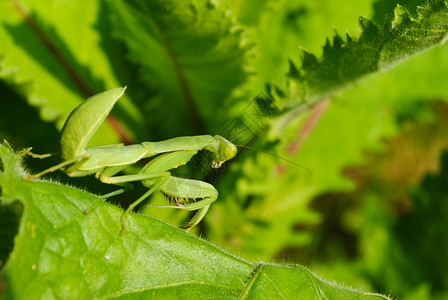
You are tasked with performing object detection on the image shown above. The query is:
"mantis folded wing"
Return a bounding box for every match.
[25,87,237,233]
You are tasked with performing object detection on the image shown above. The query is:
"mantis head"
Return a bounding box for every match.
[210,135,237,168]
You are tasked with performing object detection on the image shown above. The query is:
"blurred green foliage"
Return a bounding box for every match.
[1,0,448,298]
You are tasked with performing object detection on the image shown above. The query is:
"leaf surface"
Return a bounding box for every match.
[108,0,250,134]
[0,144,387,299]
[0,0,140,144]
[277,0,448,110]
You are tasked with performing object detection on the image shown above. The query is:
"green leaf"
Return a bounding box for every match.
[234,0,374,92]
[0,63,61,174]
[278,0,448,110]
[0,143,387,299]
[108,0,250,135]
[0,0,141,144]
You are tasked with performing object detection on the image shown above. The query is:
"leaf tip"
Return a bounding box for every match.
[391,4,412,29]
[287,59,301,79]
[300,48,318,71]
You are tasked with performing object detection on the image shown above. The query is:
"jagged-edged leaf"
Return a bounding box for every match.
[372,0,423,25]
[0,59,59,124]
[234,0,374,93]
[277,0,448,110]
[0,0,140,144]
[0,61,60,163]
[108,0,250,135]
[0,143,387,299]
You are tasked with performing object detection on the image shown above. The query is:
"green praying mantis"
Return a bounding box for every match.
[25,87,237,233]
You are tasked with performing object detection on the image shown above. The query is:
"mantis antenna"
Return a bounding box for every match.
[235,144,312,176]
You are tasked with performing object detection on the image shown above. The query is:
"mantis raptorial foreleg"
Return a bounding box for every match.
[24,87,237,233]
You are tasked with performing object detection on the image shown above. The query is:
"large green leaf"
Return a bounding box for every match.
[0,143,388,299]
[233,0,374,91]
[276,0,448,112]
[0,0,140,144]
[108,0,250,135]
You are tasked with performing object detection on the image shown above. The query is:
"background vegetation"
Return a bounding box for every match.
[1,0,448,298]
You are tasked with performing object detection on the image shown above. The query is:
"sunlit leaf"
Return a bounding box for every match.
[0,144,388,299]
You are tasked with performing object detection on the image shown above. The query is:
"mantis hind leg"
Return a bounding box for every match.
[94,165,172,234]
[118,172,171,235]
[96,165,134,199]
[96,164,169,198]
[24,153,91,180]
[18,147,53,159]
[100,182,133,199]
